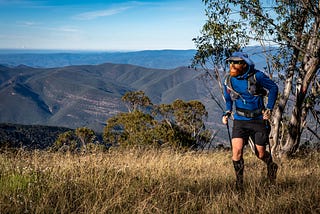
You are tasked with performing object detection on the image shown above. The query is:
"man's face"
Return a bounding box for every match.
[229,60,247,77]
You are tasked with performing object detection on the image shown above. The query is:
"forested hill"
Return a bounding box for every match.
[0,123,73,149]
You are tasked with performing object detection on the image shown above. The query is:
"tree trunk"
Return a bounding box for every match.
[271,50,299,157]
[278,20,320,157]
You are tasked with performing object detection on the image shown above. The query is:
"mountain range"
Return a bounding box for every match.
[0,48,276,145]
[0,62,227,140]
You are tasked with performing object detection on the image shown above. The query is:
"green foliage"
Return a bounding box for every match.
[103,110,157,147]
[192,1,249,68]
[0,174,31,193]
[75,127,96,149]
[51,131,79,153]
[51,127,103,153]
[172,99,208,135]
[122,90,152,112]
[104,92,211,149]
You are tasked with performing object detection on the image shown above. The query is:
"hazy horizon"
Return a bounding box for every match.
[0,48,197,54]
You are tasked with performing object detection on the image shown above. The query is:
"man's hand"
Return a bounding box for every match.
[262,109,272,120]
[222,111,231,125]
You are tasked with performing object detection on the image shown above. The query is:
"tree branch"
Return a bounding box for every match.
[306,125,320,141]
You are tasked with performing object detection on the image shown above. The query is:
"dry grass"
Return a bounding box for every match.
[0,147,319,213]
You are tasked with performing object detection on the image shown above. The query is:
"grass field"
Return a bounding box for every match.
[0,147,319,213]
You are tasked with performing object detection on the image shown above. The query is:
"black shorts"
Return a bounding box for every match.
[232,120,270,146]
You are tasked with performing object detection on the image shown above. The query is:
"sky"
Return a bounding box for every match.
[0,0,207,51]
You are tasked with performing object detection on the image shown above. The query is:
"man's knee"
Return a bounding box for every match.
[255,145,267,159]
[232,147,243,160]
[232,151,242,161]
[232,138,245,161]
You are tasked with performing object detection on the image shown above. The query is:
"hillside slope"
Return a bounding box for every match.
[0,63,224,140]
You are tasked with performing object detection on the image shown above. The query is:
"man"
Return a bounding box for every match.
[222,51,279,189]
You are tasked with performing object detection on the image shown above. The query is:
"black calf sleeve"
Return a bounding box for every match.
[233,158,244,188]
[233,158,244,177]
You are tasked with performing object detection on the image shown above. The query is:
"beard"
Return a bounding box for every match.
[230,67,244,77]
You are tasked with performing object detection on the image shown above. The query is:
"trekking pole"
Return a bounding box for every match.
[226,120,232,150]
[223,111,232,150]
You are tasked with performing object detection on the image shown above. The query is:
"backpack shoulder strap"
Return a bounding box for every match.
[224,74,231,87]
[247,70,257,84]
[247,70,268,96]
[224,74,245,102]
[224,74,237,93]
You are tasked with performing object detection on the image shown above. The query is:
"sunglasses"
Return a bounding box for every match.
[229,61,245,65]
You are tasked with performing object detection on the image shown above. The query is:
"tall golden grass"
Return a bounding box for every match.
[0,147,319,213]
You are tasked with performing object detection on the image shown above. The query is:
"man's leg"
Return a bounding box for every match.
[256,145,278,182]
[232,138,245,189]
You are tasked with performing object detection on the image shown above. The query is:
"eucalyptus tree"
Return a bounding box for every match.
[155,99,211,149]
[121,90,152,113]
[51,131,78,152]
[75,127,96,150]
[192,0,319,158]
[104,92,211,149]
[103,110,156,147]
[171,99,208,138]
[51,127,98,153]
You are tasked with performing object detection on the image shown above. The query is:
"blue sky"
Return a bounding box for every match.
[0,0,206,51]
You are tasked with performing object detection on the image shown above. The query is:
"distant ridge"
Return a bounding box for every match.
[0,49,196,69]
